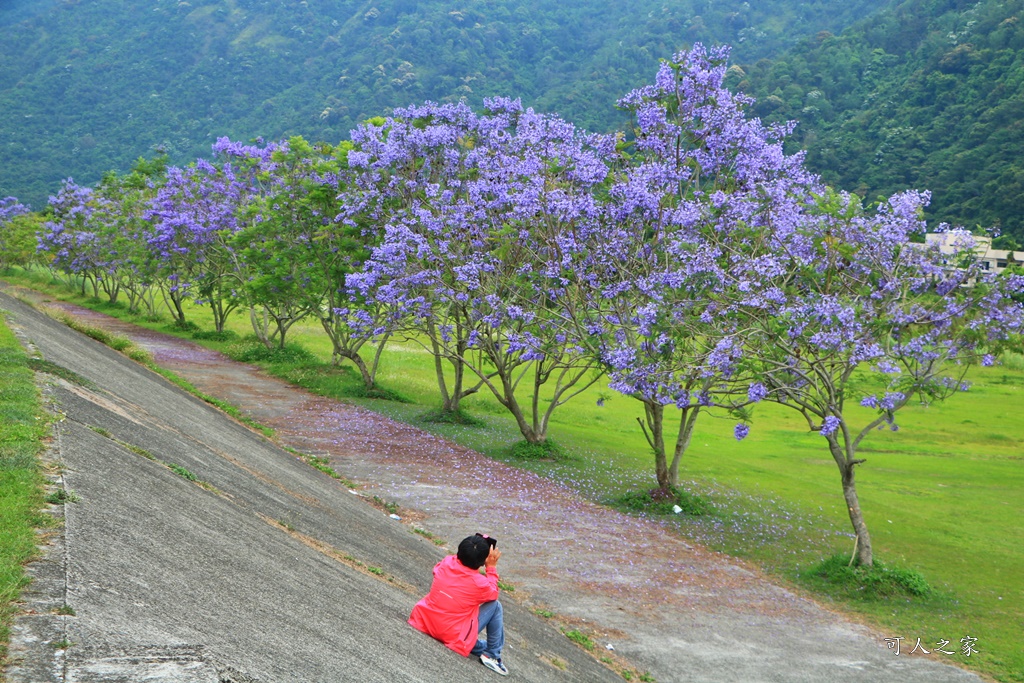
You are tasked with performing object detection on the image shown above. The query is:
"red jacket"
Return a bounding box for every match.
[408,555,499,656]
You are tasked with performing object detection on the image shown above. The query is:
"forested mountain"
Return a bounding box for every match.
[0,0,890,209]
[738,0,1024,241]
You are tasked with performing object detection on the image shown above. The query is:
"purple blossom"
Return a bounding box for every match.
[879,392,905,411]
[747,382,768,403]
[820,416,841,437]
[0,196,29,223]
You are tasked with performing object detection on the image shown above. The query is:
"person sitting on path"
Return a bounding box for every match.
[408,533,508,676]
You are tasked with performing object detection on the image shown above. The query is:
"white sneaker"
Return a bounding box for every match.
[480,654,509,676]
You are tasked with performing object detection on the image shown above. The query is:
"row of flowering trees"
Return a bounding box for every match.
[10,45,1023,566]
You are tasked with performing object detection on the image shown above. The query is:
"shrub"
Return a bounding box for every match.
[801,553,932,599]
[613,486,710,516]
[509,439,565,460]
[344,384,412,402]
[192,329,238,342]
[167,319,200,333]
[225,339,316,364]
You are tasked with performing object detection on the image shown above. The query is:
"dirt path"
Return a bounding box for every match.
[10,285,981,682]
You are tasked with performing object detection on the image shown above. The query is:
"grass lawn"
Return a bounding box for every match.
[0,305,48,669]
[4,266,1022,682]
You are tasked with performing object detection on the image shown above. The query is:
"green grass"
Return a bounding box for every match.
[412,527,447,546]
[371,495,400,516]
[561,628,595,651]
[44,489,80,505]
[417,406,487,426]
[167,463,198,482]
[3,266,1024,681]
[0,312,49,669]
[283,446,358,487]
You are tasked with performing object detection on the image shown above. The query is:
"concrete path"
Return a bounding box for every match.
[1,286,985,682]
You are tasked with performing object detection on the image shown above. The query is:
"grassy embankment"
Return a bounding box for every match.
[3,267,1022,682]
[0,307,48,670]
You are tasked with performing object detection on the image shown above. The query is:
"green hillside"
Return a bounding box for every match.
[0,0,889,208]
[738,0,1024,241]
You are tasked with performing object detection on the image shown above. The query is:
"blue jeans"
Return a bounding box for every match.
[470,600,504,660]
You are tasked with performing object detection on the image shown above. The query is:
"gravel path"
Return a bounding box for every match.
[11,286,983,683]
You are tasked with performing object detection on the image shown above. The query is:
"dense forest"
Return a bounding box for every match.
[737,0,1024,241]
[0,0,890,209]
[5,0,1024,240]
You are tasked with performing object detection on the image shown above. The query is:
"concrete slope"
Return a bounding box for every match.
[1,293,618,682]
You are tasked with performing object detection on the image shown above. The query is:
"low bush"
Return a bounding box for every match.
[800,553,933,600]
[613,486,711,516]
[509,439,565,460]
[167,320,200,333]
[192,329,238,342]
[225,339,316,364]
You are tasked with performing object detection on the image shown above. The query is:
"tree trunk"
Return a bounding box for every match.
[636,400,671,491]
[162,286,188,326]
[368,333,390,386]
[276,321,289,349]
[125,284,141,314]
[841,465,873,566]
[666,406,700,489]
[509,400,544,443]
[340,349,375,389]
[650,404,670,491]
[431,332,454,409]
[100,276,120,304]
[635,400,701,493]
[249,306,276,348]
[429,322,471,414]
[827,435,874,566]
[500,371,543,443]
[210,296,236,333]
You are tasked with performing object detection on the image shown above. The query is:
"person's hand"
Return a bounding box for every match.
[485,545,501,568]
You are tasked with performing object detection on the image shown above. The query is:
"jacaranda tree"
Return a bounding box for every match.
[559,45,821,492]
[39,180,116,300]
[354,99,611,443]
[348,103,492,414]
[741,189,1024,566]
[147,150,263,330]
